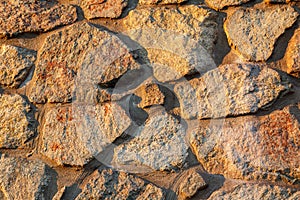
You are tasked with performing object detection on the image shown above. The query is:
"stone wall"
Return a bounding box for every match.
[0,0,299,199]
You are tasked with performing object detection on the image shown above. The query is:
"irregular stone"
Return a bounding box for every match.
[224,5,298,61]
[189,106,300,183]
[139,0,187,5]
[285,28,300,78]
[76,168,164,199]
[265,0,300,3]
[0,155,56,200]
[208,183,298,200]
[177,170,207,200]
[174,63,289,120]
[81,0,128,19]
[135,83,165,108]
[0,94,36,148]
[0,44,36,88]
[205,0,251,10]
[113,106,188,171]
[28,22,139,103]
[123,6,217,82]
[41,102,131,166]
[0,0,77,37]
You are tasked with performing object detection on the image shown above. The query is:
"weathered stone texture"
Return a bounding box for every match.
[76,168,164,200]
[285,28,300,78]
[123,6,218,82]
[174,64,288,120]
[81,0,128,19]
[41,102,131,166]
[135,83,165,108]
[0,0,77,37]
[205,0,252,10]
[224,5,298,61]
[0,44,36,88]
[113,107,188,171]
[0,94,36,148]
[208,183,298,200]
[139,0,187,5]
[0,155,56,200]
[28,22,139,103]
[189,106,300,183]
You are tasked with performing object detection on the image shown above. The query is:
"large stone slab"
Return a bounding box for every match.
[113,106,188,171]
[224,5,298,61]
[123,6,217,82]
[81,0,128,19]
[28,22,139,103]
[0,155,56,200]
[0,44,36,88]
[139,0,187,5]
[41,102,131,166]
[174,63,289,120]
[0,0,77,37]
[75,168,164,199]
[189,106,300,183]
[0,94,36,148]
[208,183,298,200]
[285,28,300,78]
[205,0,252,10]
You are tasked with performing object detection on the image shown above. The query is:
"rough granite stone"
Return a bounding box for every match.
[113,106,188,171]
[135,83,165,108]
[285,28,300,78]
[75,168,165,200]
[123,6,218,82]
[139,0,187,5]
[174,63,289,120]
[0,94,36,148]
[208,183,298,200]
[0,155,56,200]
[0,0,77,37]
[28,22,139,103]
[224,5,298,61]
[0,44,36,88]
[81,0,128,19]
[205,0,252,10]
[265,0,300,3]
[41,102,131,166]
[189,106,300,183]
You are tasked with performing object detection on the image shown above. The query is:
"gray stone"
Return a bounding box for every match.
[189,106,300,183]
[0,44,36,88]
[139,0,187,5]
[174,63,289,120]
[41,102,131,166]
[205,0,252,10]
[285,28,300,78]
[208,183,298,200]
[81,0,128,19]
[0,0,77,37]
[113,106,188,171]
[0,94,36,148]
[75,168,165,200]
[0,155,56,200]
[224,5,298,61]
[28,22,139,103]
[123,6,217,82]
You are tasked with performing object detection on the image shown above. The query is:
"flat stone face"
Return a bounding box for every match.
[189,106,300,183]
[174,64,288,120]
[0,155,56,200]
[205,0,251,10]
[0,94,36,148]
[75,169,164,200]
[41,102,131,166]
[0,44,36,88]
[139,0,187,5]
[81,0,128,19]
[123,6,217,82]
[224,5,298,61]
[208,183,298,200]
[285,28,300,78]
[28,22,139,103]
[113,107,188,171]
[0,0,77,37]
